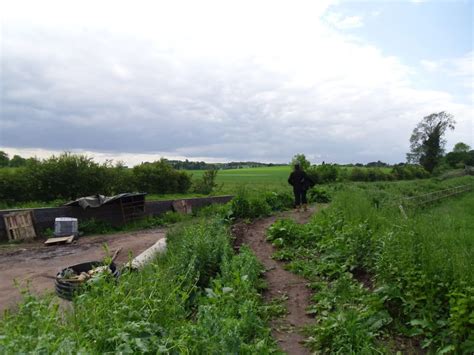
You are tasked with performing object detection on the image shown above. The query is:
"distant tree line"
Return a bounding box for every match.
[166,159,286,170]
[0,153,218,206]
[0,151,35,168]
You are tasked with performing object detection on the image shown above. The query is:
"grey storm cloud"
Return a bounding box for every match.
[1,12,472,164]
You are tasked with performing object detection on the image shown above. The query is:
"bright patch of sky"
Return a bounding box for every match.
[326,0,473,101]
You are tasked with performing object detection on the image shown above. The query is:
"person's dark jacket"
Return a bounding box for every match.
[288,170,314,191]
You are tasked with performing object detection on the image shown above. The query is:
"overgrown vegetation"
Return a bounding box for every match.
[267,175,474,353]
[0,218,278,353]
[0,154,192,206]
[192,169,219,194]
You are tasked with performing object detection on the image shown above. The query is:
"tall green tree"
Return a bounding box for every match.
[0,151,9,167]
[291,153,311,171]
[445,142,472,168]
[406,112,455,173]
[9,155,27,167]
[452,142,470,153]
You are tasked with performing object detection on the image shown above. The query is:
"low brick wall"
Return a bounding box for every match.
[0,195,233,241]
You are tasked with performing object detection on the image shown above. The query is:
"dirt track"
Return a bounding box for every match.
[0,229,165,312]
[233,205,325,355]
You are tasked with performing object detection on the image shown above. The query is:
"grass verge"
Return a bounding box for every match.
[267,176,474,353]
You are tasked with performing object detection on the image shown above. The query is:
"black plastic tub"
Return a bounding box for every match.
[55,261,119,300]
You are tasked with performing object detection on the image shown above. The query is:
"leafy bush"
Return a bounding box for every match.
[391,164,430,180]
[0,154,193,205]
[262,191,294,211]
[229,189,272,219]
[0,167,33,203]
[26,153,114,200]
[308,186,332,203]
[307,164,339,184]
[350,167,368,181]
[133,159,192,194]
[266,218,307,247]
[193,169,218,194]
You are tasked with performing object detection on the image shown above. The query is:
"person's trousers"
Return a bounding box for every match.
[293,188,307,206]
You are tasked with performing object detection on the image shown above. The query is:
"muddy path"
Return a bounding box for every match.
[233,205,325,355]
[0,229,166,312]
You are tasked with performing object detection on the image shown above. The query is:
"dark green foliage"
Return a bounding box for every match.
[262,191,294,211]
[467,150,474,166]
[0,167,33,203]
[27,153,113,200]
[349,167,368,181]
[173,246,275,353]
[194,190,291,222]
[445,143,472,168]
[0,219,277,353]
[0,154,117,202]
[445,151,469,168]
[8,155,27,167]
[132,159,192,194]
[0,154,192,205]
[307,164,338,183]
[391,164,430,180]
[407,111,455,173]
[229,189,272,219]
[0,151,8,167]
[306,164,429,184]
[193,169,218,194]
[366,160,389,168]
[267,219,308,247]
[308,186,332,203]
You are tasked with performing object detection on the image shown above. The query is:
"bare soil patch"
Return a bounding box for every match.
[0,229,165,312]
[232,205,327,355]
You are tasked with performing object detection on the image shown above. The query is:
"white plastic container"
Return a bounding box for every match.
[54,217,78,237]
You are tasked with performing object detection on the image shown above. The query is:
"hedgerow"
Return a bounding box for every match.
[0,153,192,205]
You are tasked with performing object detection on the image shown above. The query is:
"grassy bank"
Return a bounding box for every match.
[267,176,474,353]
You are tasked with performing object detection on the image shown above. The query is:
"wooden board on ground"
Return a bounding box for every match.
[44,235,75,246]
[172,200,193,214]
[3,211,37,241]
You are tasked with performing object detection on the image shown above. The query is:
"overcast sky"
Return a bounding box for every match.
[1,0,472,165]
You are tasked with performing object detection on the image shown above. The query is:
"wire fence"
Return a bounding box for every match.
[399,184,473,219]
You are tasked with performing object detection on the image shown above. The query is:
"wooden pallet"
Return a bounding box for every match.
[119,195,146,224]
[3,211,37,241]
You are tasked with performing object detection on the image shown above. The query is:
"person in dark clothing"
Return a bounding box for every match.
[288,163,313,211]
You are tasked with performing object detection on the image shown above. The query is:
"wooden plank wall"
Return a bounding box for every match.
[0,196,233,241]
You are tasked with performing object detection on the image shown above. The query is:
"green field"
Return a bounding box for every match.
[188,166,292,193]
